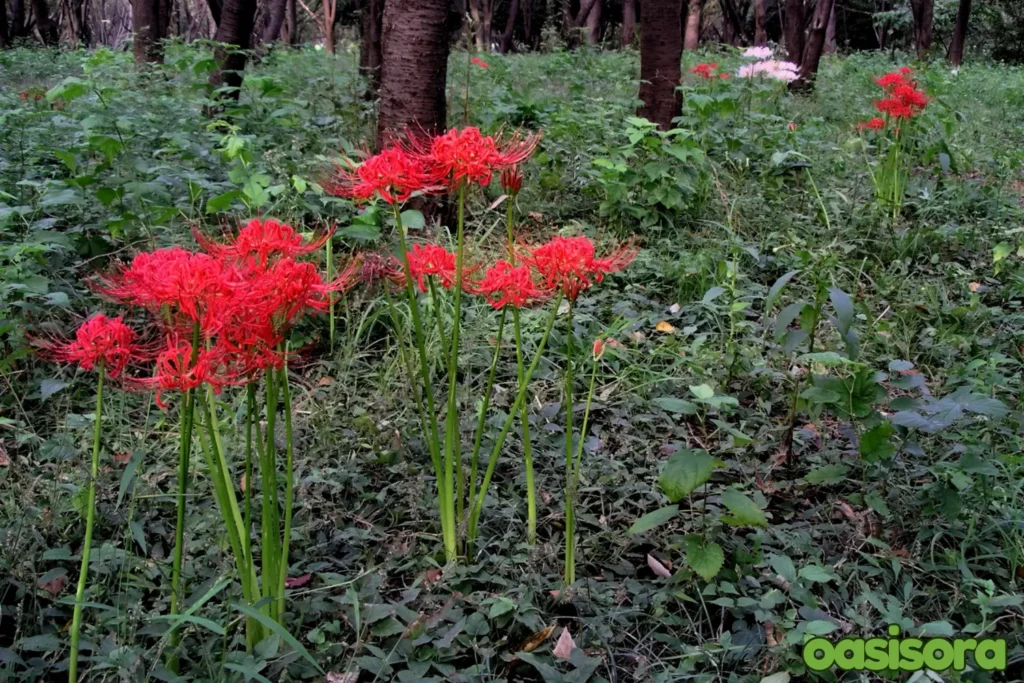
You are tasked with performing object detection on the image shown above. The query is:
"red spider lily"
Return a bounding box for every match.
[141,339,239,408]
[324,147,439,204]
[501,166,524,195]
[857,117,886,131]
[690,63,719,80]
[34,314,141,379]
[408,127,542,188]
[875,71,911,89]
[95,248,238,337]
[592,337,606,361]
[194,219,333,267]
[359,252,403,288]
[402,244,460,292]
[469,260,550,310]
[872,68,928,120]
[519,236,638,302]
[245,256,361,334]
[471,57,489,69]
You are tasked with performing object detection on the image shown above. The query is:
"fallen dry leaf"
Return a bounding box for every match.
[113,452,131,464]
[421,568,442,585]
[318,377,334,386]
[518,624,556,653]
[325,672,358,683]
[647,554,672,578]
[552,627,576,661]
[668,303,681,314]
[968,282,981,293]
[38,574,65,597]
[284,573,312,588]
[655,321,676,334]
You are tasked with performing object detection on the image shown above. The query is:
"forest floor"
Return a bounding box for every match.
[1,44,1024,682]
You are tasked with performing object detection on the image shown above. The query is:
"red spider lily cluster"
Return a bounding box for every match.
[690,63,730,80]
[519,235,639,302]
[858,67,929,130]
[471,57,489,69]
[42,220,359,405]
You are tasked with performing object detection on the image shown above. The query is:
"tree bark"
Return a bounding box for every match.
[947,0,970,66]
[206,0,221,24]
[359,0,383,89]
[824,0,835,53]
[499,0,518,52]
[285,0,296,43]
[132,0,166,62]
[208,0,258,96]
[719,0,744,45]
[521,0,541,49]
[753,0,766,45]
[585,0,600,45]
[377,0,449,147]
[262,0,286,41]
[784,0,803,65]
[322,0,336,53]
[683,0,702,50]
[11,0,27,38]
[638,0,682,130]
[792,0,834,90]
[30,0,58,44]
[909,0,932,59]
[0,0,10,46]
[618,0,634,46]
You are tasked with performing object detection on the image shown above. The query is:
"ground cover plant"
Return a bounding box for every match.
[2,40,1024,683]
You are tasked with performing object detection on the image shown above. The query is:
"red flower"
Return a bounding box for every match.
[35,313,140,378]
[470,260,550,310]
[691,63,719,80]
[872,68,928,120]
[324,147,439,204]
[142,340,238,408]
[592,337,606,361]
[402,244,459,292]
[246,256,361,334]
[875,71,910,89]
[501,166,524,195]
[411,127,541,188]
[857,117,886,131]
[471,56,489,69]
[359,252,403,288]
[195,219,332,267]
[519,236,638,302]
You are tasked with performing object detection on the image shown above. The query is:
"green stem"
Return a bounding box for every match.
[68,365,103,683]
[563,302,575,586]
[275,362,295,622]
[428,278,452,371]
[444,183,467,556]
[391,203,449,560]
[167,321,199,672]
[261,368,281,621]
[243,383,256,574]
[467,293,562,551]
[327,235,335,351]
[383,286,430,449]
[468,309,507,514]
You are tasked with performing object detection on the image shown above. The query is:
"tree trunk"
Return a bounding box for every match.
[621,0,635,46]
[208,0,258,96]
[206,0,221,24]
[30,0,58,44]
[482,0,492,49]
[499,0,518,52]
[585,0,600,45]
[468,0,484,50]
[719,0,744,45]
[322,0,336,53]
[947,0,970,66]
[11,0,27,38]
[132,0,166,61]
[792,0,834,90]
[824,0,835,53]
[262,0,286,40]
[909,0,932,59]
[784,0,803,65]
[360,0,384,89]
[285,0,296,42]
[0,0,10,46]
[521,0,541,49]
[753,0,766,45]
[638,0,682,130]
[683,0,702,50]
[377,0,449,146]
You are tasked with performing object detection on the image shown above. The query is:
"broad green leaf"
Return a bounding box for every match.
[860,422,895,462]
[686,538,724,581]
[798,351,858,367]
[400,209,425,230]
[798,564,836,583]
[206,189,242,213]
[652,397,697,415]
[39,379,68,403]
[802,620,838,636]
[764,270,797,314]
[804,464,849,485]
[689,384,714,400]
[720,488,767,527]
[774,301,808,342]
[828,287,854,334]
[627,505,678,534]
[659,449,713,502]
[234,603,324,673]
[768,554,797,583]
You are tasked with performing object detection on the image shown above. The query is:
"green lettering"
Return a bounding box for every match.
[864,638,889,671]
[953,638,976,670]
[923,639,954,671]
[975,639,1006,671]
[834,638,864,670]
[899,638,924,670]
[803,638,835,671]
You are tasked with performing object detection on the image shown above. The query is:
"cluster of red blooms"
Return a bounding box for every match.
[471,57,489,69]
[19,87,46,101]
[858,67,929,131]
[40,220,358,406]
[690,63,730,81]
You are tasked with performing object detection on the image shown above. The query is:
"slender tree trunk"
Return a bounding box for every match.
[0,0,9,47]
[753,0,766,45]
[208,0,258,96]
[719,0,744,45]
[322,0,335,52]
[824,0,835,53]
[499,0,519,52]
[360,0,383,89]
[585,0,600,45]
[206,0,221,24]
[11,0,26,38]
[482,0,492,49]
[262,0,286,40]
[784,0,803,64]
[638,0,682,130]
[30,0,58,44]
[132,0,166,61]
[285,0,295,42]
[909,0,932,59]
[377,0,449,146]
[621,0,635,46]
[792,0,834,90]
[947,0,969,66]
[468,0,484,50]
[683,0,702,50]
[522,0,541,49]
